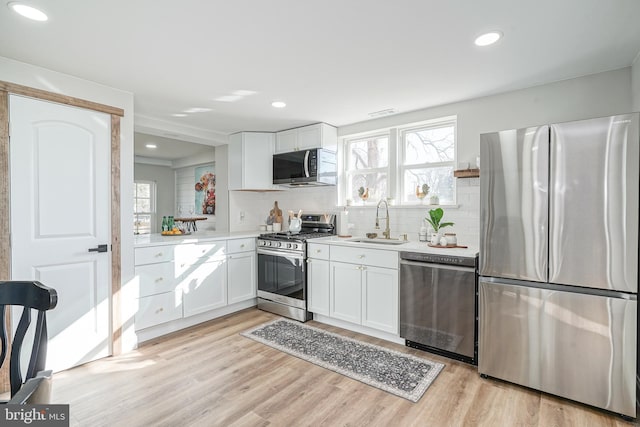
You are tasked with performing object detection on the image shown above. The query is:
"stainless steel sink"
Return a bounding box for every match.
[347,237,407,245]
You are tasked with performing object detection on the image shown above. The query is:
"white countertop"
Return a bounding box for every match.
[310,235,479,258]
[133,231,260,248]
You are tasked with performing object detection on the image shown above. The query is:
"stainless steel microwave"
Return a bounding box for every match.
[273,148,337,187]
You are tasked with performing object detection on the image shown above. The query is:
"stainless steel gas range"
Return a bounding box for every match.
[257,213,335,322]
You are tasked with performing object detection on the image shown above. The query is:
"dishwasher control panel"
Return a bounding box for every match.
[399,251,477,267]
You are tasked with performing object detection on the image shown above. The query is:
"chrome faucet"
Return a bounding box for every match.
[375,199,391,239]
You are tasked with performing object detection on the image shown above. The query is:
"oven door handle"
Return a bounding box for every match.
[258,248,304,260]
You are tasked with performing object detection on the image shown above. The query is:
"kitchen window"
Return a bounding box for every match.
[341,116,456,205]
[133,181,156,234]
[344,134,389,204]
[400,120,456,205]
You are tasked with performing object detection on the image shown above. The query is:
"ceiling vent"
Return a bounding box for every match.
[368,108,398,118]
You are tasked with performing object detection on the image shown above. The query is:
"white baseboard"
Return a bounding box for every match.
[312,314,404,345]
[136,298,257,343]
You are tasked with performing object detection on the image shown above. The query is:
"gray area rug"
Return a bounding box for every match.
[241,318,444,402]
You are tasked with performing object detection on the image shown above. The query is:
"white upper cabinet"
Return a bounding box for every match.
[275,123,337,153]
[228,132,275,190]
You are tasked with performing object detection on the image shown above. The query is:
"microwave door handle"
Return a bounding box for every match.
[304,151,310,177]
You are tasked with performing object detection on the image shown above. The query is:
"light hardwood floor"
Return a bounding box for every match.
[51,308,637,427]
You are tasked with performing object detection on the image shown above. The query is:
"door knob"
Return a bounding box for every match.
[88,244,108,253]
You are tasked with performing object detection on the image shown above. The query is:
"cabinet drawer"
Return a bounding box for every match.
[228,238,255,253]
[175,241,226,262]
[135,262,178,297]
[330,245,398,269]
[136,291,182,330]
[135,245,175,265]
[308,243,330,260]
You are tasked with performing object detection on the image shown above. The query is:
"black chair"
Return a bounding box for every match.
[0,281,57,404]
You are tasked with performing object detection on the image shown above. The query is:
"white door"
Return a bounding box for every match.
[9,95,111,372]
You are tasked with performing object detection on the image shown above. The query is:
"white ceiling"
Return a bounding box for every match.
[134,132,213,160]
[2,0,640,144]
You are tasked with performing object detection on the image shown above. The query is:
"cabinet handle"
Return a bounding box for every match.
[316,249,322,253]
[358,254,365,259]
[155,252,163,257]
[306,259,311,264]
[155,307,164,313]
[155,277,164,282]
[240,244,245,248]
[361,266,367,271]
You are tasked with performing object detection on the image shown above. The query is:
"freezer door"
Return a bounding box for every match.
[549,114,639,292]
[480,126,549,282]
[479,279,637,417]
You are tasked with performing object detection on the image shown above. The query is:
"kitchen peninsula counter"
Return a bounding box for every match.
[133,231,260,248]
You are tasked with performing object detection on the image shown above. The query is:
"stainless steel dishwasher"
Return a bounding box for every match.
[399,251,478,364]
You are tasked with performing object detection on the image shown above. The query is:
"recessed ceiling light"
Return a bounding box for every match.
[172,113,187,117]
[8,2,48,21]
[215,95,242,102]
[474,31,502,47]
[183,107,212,113]
[145,144,157,149]
[272,101,286,108]
[232,90,257,97]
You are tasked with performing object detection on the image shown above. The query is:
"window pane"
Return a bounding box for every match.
[348,172,387,203]
[134,214,151,234]
[136,183,151,198]
[403,167,455,204]
[349,137,388,169]
[404,126,454,165]
[135,199,151,213]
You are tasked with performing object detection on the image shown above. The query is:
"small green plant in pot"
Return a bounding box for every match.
[425,208,454,234]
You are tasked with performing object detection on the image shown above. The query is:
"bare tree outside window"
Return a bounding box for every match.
[402,124,456,204]
[346,136,389,203]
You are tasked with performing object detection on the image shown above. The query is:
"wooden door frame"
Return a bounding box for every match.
[0,81,125,392]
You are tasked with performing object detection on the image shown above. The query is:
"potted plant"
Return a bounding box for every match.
[425,208,454,243]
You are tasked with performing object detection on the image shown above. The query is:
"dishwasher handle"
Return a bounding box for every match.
[400,259,476,273]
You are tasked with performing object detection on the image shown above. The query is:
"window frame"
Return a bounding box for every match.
[342,132,391,206]
[398,118,457,205]
[133,180,156,235]
[339,116,457,207]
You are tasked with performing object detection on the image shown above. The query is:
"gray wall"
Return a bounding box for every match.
[134,163,175,233]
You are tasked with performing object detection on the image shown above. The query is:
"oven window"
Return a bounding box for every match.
[258,252,305,300]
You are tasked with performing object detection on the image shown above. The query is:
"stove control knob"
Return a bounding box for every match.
[276,242,282,248]
[287,243,292,249]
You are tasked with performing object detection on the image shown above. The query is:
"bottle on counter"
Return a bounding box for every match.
[419,225,427,242]
[161,216,168,232]
[168,216,175,230]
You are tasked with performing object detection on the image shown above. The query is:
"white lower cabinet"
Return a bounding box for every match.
[136,291,182,331]
[330,261,362,323]
[361,266,398,334]
[227,237,257,304]
[319,245,399,335]
[307,243,330,315]
[135,237,258,332]
[181,256,227,316]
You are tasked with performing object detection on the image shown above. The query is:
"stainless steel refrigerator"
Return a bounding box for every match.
[479,113,638,418]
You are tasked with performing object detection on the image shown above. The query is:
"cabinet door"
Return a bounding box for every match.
[362,266,398,334]
[275,129,298,153]
[228,252,256,304]
[136,261,178,297]
[308,258,330,315]
[296,124,321,150]
[182,257,227,316]
[136,290,182,331]
[330,261,361,324]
